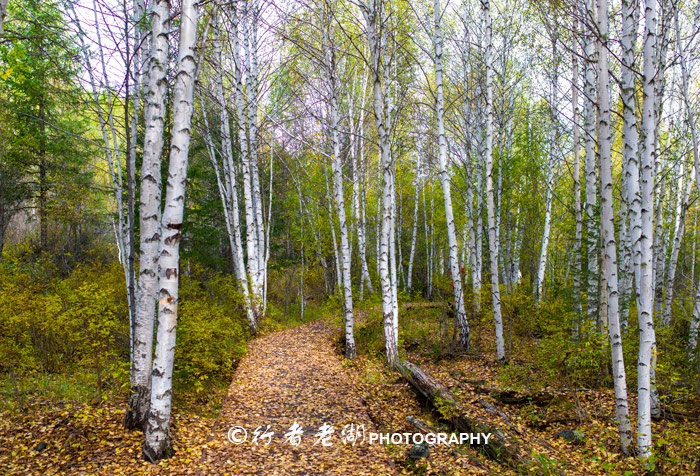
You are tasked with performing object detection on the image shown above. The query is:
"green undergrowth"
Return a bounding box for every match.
[0,255,325,417]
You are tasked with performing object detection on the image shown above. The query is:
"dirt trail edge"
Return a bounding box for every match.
[201,319,397,475]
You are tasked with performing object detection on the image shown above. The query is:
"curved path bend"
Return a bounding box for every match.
[201,320,396,475]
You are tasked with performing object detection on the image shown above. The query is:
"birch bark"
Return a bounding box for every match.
[480,0,503,360]
[323,15,356,358]
[597,0,633,454]
[242,0,266,294]
[231,3,261,313]
[406,149,421,291]
[125,0,170,431]
[584,0,599,324]
[677,6,700,353]
[534,35,557,304]
[361,0,399,366]
[621,0,641,331]
[572,48,583,327]
[210,15,257,331]
[434,0,470,350]
[637,0,659,462]
[143,0,199,461]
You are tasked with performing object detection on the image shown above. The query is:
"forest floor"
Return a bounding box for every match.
[199,319,396,474]
[342,303,700,475]
[1,308,699,475]
[0,319,398,475]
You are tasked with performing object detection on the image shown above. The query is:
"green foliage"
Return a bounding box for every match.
[0,255,258,406]
[499,289,611,388]
[0,256,128,392]
[0,0,104,259]
[174,263,251,397]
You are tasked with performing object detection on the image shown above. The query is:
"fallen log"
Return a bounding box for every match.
[448,372,556,406]
[397,360,529,468]
[401,302,445,310]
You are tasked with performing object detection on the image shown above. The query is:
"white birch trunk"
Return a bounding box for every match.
[143,0,199,461]
[584,0,600,324]
[241,0,266,296]
[434,0,470,349]
[324,18,356,358]
[361,0,398,367]
[637,0,658,462]
[209,16,257,331]
[622,0,642,331]
[534,35,557,305]
[356,76,374,295]
[597,0,633,454]
[482,0,503,360]
[662,164,693,326]
[407,150,421,291]
[572,49,583,328]
[70,0,170,430]
[231,3,261,314]
[323,154,343,292]
[677,5,700,354]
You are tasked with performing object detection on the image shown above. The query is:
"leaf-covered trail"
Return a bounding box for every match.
[201,319,397,475]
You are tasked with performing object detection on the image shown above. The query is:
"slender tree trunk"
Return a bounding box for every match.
[407,151,421,291]
[622,0,641,332]
[38,96,47,250]
[124,0,145,365]
[232,4,261,314]
[143,0,199,461]
[583,0,600,325]
[597,0,633,455]
[361,0,398,367]
[434,0,470,350]
[124,0,170,431]
[242,0,266,298]
[324,17,355,358]
[637,0,658,463]
[662,165,692,326]
[323,155,342,292]
[206,15,257,331]
[534,36,557,305]
[356,76,374,295]
[572,49,583,331]
[481,0,503,360]
[677,5,700,354]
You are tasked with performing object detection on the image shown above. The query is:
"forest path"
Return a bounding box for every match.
[201,319,397,475]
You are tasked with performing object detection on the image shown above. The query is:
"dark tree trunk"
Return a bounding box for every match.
[39,95,48,250]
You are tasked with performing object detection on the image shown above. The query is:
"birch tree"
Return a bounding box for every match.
[583,0,599,324]
[143,0,199,460]
[406,145,421,291]
[637,0,659,462]
[597,0,633,454]
[200,11,258,332]
[662,8,697,328]
[533,33,557,304]
[572,45,582,328]
[242,0,267,295]
[124,0,170,431]
[360,0,399,366]
[481,0,503,360]
[676,3,700,354]
[621,0,641,333]
[322,7,356,358]
[432,0,470,350]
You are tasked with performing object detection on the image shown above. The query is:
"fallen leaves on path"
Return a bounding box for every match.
[200,319,397,475]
